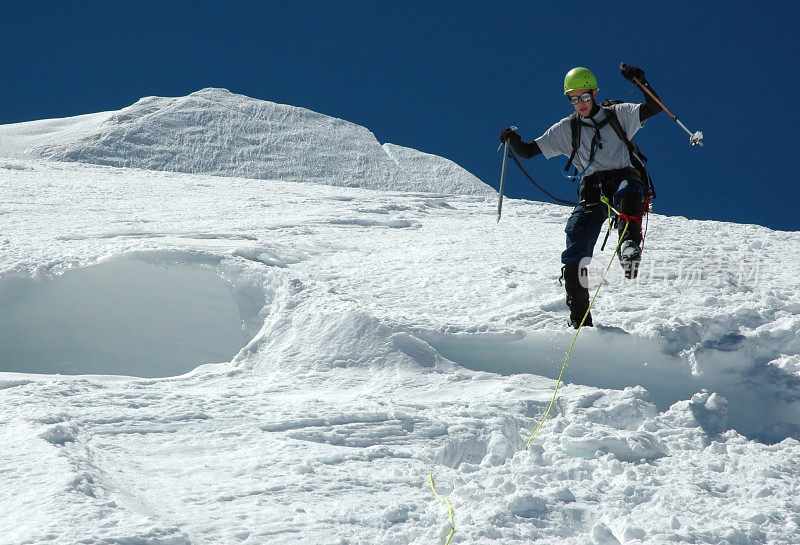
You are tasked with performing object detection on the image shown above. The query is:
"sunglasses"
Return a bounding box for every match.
[568,92,594,105]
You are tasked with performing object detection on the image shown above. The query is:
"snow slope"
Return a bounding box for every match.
[1,157,800,544]
[0,89,494,196]
[0,111,116,157]
[1,91,799,544]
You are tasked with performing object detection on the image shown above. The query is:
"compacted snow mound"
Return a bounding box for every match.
[0,88,494,195]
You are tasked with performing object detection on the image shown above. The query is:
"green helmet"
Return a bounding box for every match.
[564,67,598,94]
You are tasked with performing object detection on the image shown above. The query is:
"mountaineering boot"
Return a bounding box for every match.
[562,264,593,329]
[618,239,641,279]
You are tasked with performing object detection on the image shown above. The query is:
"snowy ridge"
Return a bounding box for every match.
[383,143,495,196]
[1,160,800,543]
[0,110,115,158]
[0,88,495,195]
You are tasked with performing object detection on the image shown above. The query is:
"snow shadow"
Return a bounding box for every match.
[0,253,265,378]
[429,329,800,442]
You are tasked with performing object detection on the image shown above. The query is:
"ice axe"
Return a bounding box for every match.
[623,65,704,147]
[496,126,516,222]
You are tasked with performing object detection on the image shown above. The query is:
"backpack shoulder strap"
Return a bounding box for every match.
[564,112,581,173]
[603,105,656,197]
[602,105,627,143]
[603,105,648,163]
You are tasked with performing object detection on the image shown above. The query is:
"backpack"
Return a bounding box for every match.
[564,100,656,198]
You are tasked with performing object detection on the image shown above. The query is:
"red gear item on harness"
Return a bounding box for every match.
[618,195,652,247]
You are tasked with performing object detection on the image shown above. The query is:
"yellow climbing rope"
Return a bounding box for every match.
[525,216,628,450]
[429,472,455,545]
[430,199,630,543]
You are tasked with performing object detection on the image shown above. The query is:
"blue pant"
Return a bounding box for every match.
[561,179,643,265]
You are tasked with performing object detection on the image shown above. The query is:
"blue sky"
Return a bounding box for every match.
[1,1,796,230]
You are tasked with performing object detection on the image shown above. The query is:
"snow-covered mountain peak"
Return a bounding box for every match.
[0,88,495,195]
[106,88,328,128]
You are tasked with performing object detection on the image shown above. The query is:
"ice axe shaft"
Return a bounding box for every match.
[496,126,516,222]
[632,77,703,146]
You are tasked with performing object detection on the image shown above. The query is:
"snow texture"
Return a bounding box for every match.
[0,93,799,545]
